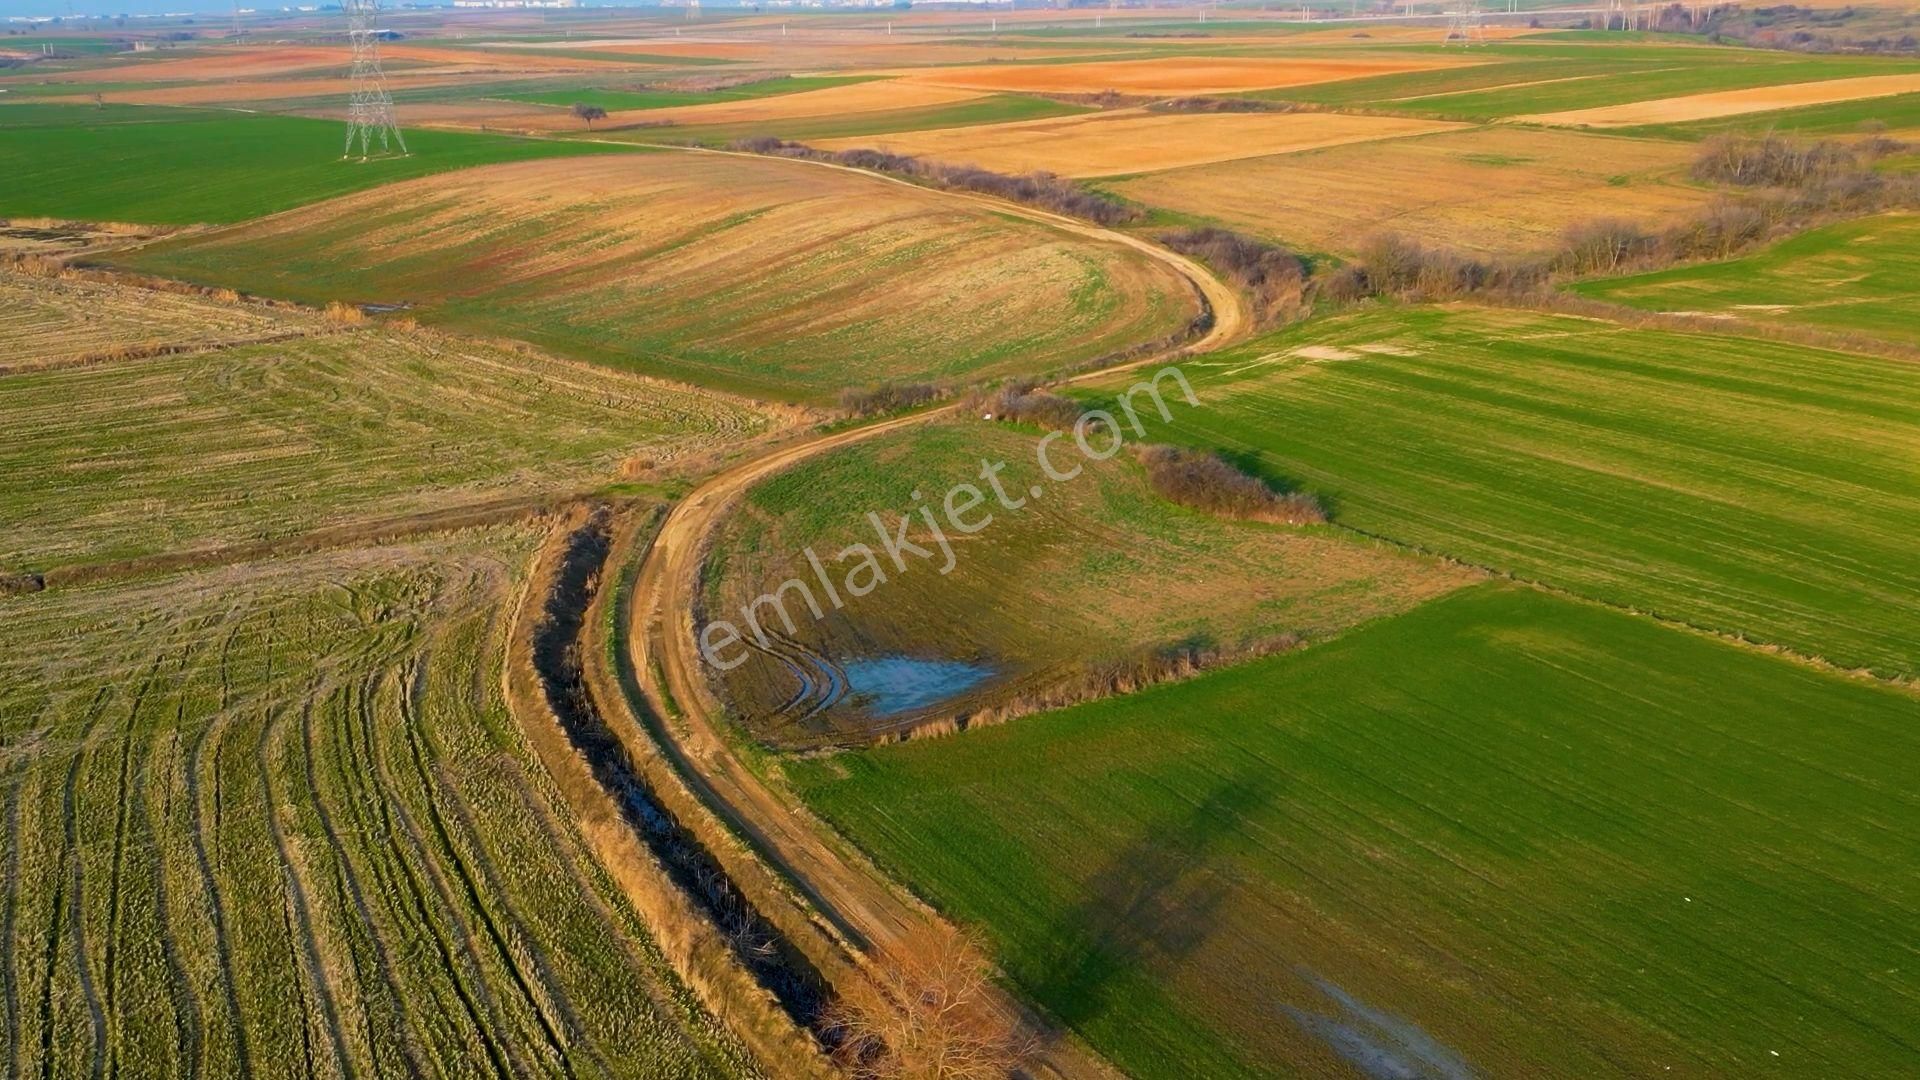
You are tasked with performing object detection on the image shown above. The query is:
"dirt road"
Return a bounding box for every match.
[618,145,1250,1076]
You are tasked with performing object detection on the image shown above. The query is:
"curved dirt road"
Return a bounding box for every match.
[622,146,1251,1076]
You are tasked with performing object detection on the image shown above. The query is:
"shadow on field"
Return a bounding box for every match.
[1215,446,1340,518]
[1027,769,1268,1030]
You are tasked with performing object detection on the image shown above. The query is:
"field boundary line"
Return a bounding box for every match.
[1329,515,1920,696]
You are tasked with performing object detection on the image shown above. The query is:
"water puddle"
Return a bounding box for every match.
[840,656,995,718]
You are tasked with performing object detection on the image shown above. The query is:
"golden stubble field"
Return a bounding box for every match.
[875,54,1475,95]
[1517,72,1920,126]
[120,153,1200,402]
[1113,126,1712,255]
[817,108,1467,178]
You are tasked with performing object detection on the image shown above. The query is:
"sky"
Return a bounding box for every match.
[3,0,320,19]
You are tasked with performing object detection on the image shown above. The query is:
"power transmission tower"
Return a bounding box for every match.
[1442,0,1486,44]
[343,0,405,160]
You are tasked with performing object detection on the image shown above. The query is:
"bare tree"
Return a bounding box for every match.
[829,923,1035,1080]
[571,102,608,130]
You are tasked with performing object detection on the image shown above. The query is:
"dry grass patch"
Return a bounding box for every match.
[1114,126,1710,255]
[1518,72,1920,127]
[886,55,1472,96]
[0,266,325,371]
[0,320,780,569]
[817,108,1464,178]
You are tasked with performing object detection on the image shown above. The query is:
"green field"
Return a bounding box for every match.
[1573,212,1920,345]
[1289,45,1920,119]
[792,583,1920,1078]
[0,105,635,225]
[0,278,773,570]
[0,529,753,1078]
[1081,304,1920,676]
[1268,48,1677,109]
[500,74,872,112]
[706,420,1471,746]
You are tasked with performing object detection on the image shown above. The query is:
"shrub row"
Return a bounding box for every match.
[728,137,1142,225]
[1150,96,1297,113]
[1159,227,1307,326]
[1134,445,1326,525]
[964,379,1088,430]
[1328,134,1920,301]
[837,381,942,418]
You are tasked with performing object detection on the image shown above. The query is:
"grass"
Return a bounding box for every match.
[0,105,639,225]
[705,420,1471,747]
[0,275,775,570]
[1266,50,1675,109]
[0,529,754,1078]
[498,74,873,111]
[1338,50,1920,120]
[116,151,1193,404]
[1572,212,1920,347]
[1079,303,1920,677]
[790,582,1920,1078]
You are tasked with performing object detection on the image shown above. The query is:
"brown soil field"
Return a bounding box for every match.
[817,108,1466,178]
[880,54,1473,95]
[26,41,641,86]
[1207,25,1541,44]
[513,78,989,131]
[121,153,1198,402]
[69,44,351,82]
[0,267,326,371]
[1517,72,1920,126]
[1113,126,1709,255]
[50,72,530,107]
[546,35,1090,66]
[381,42,648,68]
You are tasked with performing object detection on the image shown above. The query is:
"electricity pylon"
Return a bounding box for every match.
[1443,0,1487,44]
[343,0,406,160]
